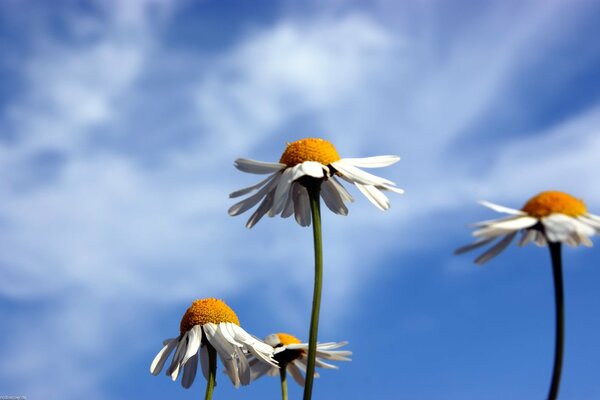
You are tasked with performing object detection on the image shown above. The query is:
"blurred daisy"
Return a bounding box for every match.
[249,333,351,386]
[150,298,276,391]
[456,191,600,264]
[229,138,403,228]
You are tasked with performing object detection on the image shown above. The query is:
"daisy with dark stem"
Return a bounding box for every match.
[248,333,351,400]
[230,138,402,400]
[455,191,600,400]
[150,298,277,400]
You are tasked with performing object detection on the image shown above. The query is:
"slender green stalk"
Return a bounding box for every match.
[547,242,564,400]
[303,184,323,400]
[205,343,217,400]
[280,365,289,400]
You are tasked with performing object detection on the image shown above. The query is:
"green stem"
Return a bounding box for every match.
[204,343,217,400]
[280,364,289,400]
[303,184,323,400]
[547,242,564,400]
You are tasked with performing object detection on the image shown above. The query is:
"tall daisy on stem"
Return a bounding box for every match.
[455,191,600,400]
[150,298,277,399]
[230,138,402,399]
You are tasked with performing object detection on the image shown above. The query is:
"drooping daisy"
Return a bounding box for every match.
[249,333,351,388]
[455,191,600,264]
[456,190,599,400]
[229,138,403,228]
[150,298,277,394]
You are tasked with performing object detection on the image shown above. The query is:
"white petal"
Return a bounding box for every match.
[379,183,405,194]
[204,324,237,360]
[294,185,311,226]
[288,362,306,386]
[181,353,198,389]
[479,216,537,231]
[249,357,275,381]
[579,215,600,230]
[234,158,285,174]
[339,155,400,168]
[543,214,578,242]
[229,174,277,198]
[298,161,327,178]
[534,230,547,246]
[150,339,178,375]
[245,191,275,228]
[237,346,251,386]
[315,358,338,369]
[572,217,597,236]
[474,233,517,265]
[167,333,188,380]
[332,160,394,186]
[229,175,279,216]
[182,326,202,364]
[329,176,354,202]
[269,167,295,217]
[281,182,298,218]
[355,183,390,211]
[199,344,210,382]
[219,352,240,388]
[473,216,537,238]
[479,200,526,215]
[454,237,496,255]
[230,324,277,366]
[518,229,537,247]
[321,180,348,216]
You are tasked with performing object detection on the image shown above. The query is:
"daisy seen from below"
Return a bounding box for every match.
[455,191,600,400]
[455,191,599,264]
[150,298,277,400]
[229,137,403,228]
[230,137,401,400]
[248,333,351,400]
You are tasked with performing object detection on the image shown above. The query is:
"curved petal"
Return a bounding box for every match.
[182,326,202,364]
[474,232,517,265]
[150,339,178,375]
[454,237,496,255]
[229,174,277,198]
[288,362,306,386]
[355,183,390,211]
[228,174,279,216]
[332,160,395,186]
[294,185,311,226]
[339,155,400,168]
[298,161,327,178]
[321,179,348,216]
[181,353,198,389]
[199,344,210,382]
[479,200,526,215]
[234,158,285,174]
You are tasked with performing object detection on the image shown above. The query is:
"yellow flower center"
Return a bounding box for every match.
[180,298,240,335]
[279,138,341,167]
[522,191,587,218]
[276,332,302,346]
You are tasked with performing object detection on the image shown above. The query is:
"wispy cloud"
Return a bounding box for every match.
[1,0,599,398]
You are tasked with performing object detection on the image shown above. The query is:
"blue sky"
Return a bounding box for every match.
[1,0,600,399]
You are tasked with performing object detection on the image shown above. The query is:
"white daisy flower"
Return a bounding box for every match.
[248,333,351,386]
[229,137,403,228]
[456,191,600,264]
[150,298,277,389]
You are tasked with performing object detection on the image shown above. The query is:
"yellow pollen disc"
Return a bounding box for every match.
[180,298,240,335]
[276,333,302,346]
[279,138,341,167]
[522,191,587,218]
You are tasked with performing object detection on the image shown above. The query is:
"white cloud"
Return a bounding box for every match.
[1,1,600,399]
